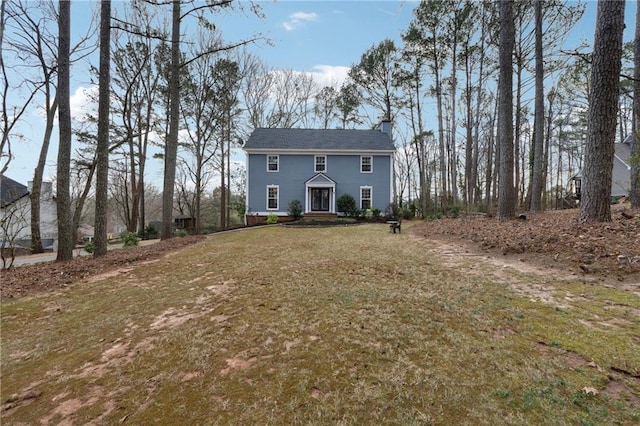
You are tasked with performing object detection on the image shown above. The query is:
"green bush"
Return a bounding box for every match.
[447,205,461,218]
[232,201,246,217]
[266,213,279,224]
[401,207,414,220]
[337,194,357,217]
[174,229,189,238]
[83,241,94,254]
[287,200,303,220]
[122,231,140,248]
[141,224,159,240]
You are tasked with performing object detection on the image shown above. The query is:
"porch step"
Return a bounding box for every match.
[304,213,338,219]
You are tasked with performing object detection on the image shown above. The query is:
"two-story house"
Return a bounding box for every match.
[242,122,396,224]
[1,176,58,252]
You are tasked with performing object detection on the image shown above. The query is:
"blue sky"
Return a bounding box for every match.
[4,0,638,188]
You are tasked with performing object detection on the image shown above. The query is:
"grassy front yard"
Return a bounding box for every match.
[2,224,639,424]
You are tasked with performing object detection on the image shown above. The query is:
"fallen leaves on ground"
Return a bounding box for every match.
[0,236,205,299]
[415,206,640,280]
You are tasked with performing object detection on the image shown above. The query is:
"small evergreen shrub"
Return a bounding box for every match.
[83,241,94,254]
[371,208,381,221]
[233,201,246,217]
[266,213,279,224]
[337,194,357,217]
[447,205,461,218]
[288,200,303,220]
[401,207,413,220]
[122,231,140,247]
[143,224,159,240]
[175,229,189,238]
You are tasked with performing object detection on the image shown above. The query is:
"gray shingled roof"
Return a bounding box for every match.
[1,175,29,208]
[243,128,395,152]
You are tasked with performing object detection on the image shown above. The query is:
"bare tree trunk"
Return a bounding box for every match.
[464,49,473,207]
[30,96,57,254]
[450,24,458,206]
[543,92,554,208]
[226,118,231,227]
[631,0,640,209]
[56,0,73,261]
[220,123,226,229]
[497,0,515,221]
[161,0,181,240]
[530,0,545,212]
[94,0,111,257]
[485,97,498,210]
[473,4,487,207]
[73,161,96,245]
[579,0,625,223]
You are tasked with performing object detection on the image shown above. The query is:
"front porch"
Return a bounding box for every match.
[305,173,336,215]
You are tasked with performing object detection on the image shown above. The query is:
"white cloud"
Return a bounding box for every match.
[309,65,350,87]
[70,85,98,122]
[282,11,319,31]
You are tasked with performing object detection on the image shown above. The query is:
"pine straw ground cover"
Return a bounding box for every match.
[1,223,639,424]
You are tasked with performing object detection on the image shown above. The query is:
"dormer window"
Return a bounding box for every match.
[267,155,279,172]
[315,155,326,173]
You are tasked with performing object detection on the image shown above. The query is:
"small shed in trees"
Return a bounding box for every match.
[174,215,195,234]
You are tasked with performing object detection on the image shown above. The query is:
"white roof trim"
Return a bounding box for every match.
[305,173,336,185]
[243,148,395,155]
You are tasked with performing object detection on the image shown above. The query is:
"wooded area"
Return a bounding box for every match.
[1,0,639,261]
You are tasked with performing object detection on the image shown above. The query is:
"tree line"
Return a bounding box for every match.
[1,0,638,263]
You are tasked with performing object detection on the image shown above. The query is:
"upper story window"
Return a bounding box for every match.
[360,156,372,173]
[315,155,326,173]
[267,155,279,172]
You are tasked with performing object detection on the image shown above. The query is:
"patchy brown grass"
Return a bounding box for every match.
[1,222,639,424]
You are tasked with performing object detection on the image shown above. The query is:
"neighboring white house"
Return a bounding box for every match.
[0,176,57,251]
[572,135,635,200]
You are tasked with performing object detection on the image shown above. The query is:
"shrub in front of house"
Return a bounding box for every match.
[337,194,357,217]
[83,241,94,254]
[266,213,279,224]
[288,200,303,220]
[401,207,414,220]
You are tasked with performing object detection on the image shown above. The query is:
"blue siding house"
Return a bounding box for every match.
[242,122,396,224]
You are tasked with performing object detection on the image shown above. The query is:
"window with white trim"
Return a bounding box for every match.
[315,155,326,173]
[360,156,372,173]
[267,185,279,210]
[267,155,279,172]
[360,186,372,210]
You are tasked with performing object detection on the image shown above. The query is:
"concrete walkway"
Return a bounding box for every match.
[8,239,160,267]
